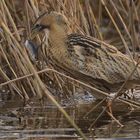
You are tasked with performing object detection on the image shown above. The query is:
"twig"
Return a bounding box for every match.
[106,110,124,127]
[1,67,140,108]
[83,98,106,118]
[89,107,107,129]
[112,59,140,102]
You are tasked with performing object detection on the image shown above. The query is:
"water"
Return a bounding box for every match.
[0,90,139,140]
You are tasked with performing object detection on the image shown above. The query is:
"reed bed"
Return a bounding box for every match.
[0,0,140,139]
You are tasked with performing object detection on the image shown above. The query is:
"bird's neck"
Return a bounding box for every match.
[49,25,67,49]
[45,26,76,70]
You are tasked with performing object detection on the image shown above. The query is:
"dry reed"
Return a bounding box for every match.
[0,0,140,139]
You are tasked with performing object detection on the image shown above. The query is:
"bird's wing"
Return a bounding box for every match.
[67,34,140,84]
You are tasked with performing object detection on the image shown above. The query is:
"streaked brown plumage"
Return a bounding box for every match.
[31,11,140,94]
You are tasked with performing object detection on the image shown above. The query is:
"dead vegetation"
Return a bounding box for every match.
[0,0,140,139]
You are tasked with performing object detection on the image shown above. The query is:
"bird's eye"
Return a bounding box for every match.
[34,24,50,31]
[64,22,67,25]
[35,24,40,28]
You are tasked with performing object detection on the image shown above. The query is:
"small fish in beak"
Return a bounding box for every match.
[25,40,38,61]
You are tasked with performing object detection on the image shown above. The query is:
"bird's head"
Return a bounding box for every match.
[31,11,69,39]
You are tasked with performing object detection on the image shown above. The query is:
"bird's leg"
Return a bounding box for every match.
[106,110,124,127]
[106,98,113,114]
[106,98,123,127]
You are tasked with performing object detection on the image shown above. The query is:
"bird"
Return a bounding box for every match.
[31,11,140,97]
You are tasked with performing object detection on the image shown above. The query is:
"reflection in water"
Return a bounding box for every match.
[0,90,139,139]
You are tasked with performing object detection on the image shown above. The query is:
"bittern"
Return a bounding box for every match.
[31,11,140,97]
